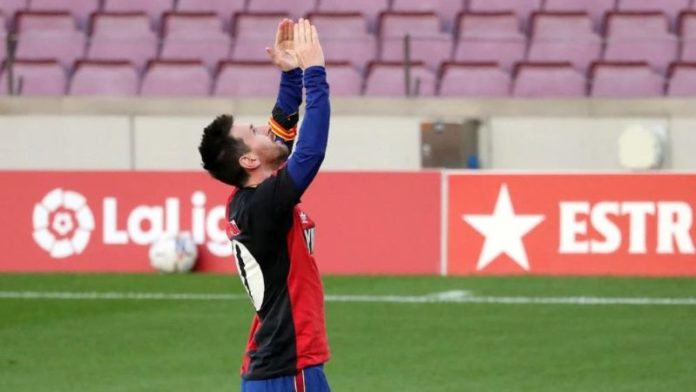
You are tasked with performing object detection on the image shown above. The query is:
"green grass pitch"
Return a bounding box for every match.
[1,274,695,391]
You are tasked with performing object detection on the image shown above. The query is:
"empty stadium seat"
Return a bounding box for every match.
[86,12,157,70]
[160,12,231,70]
[378,12,452,70]
[308,12,376,69]
[453,12,526,71]
[590,61,664,97]
[543,0,617,29]
[666,62,696,96]
[438,62,511,97]
[617,0,690,28]
[604,12,679,73]
[316,0,389,30]
[527,12,601,71]
[390,0,464,31]
[512,62,586,97]
[230,12,288,61]
[213,60,278,96]
[364,61,436,96]
[176,0,246,26]
[680,11,696,62]
[468,0,543,26]
[69,60,139,96]
[14,11,85,68]
[0,59,65,95]
[0,0,27,27]
[28,0,99,28]
[140,60,211,96]
[325,61,363,96]
[102,0,174,27]
[246,0,315,19]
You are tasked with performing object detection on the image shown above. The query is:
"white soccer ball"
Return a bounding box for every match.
[148,233,198,273]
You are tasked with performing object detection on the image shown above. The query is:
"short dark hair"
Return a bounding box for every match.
[198,114,249,187]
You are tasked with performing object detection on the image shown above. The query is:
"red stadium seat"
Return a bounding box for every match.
[246,0,315,20]
[512,62,587,97]
[307,12,376,70]
[364,61,436,96]
[140,60,211,96]
[603,12,679,73]
[453,12,526,71]
[590,61,665,97]
[679,11,696,62]
[69,60,139,96]
[0,0,28,27]
[316,0,389,31]
[176,0,246,27]
[666,62,696,96]
[14,11,85,69]
[543,0,617,29]
[325,61,363,96]
[438,61,511,97]
[378,12,452,70]
[617,0,690,29]
[160,12,231,70]
[390,0,465,31]
[0,59,66,95]
[213,60,278,96]
[86,12,157,70]
[468,0,543,26]
[230,12,289,61]
[527,12,601,72]
[28,0,99,28]
[102,0,174,28]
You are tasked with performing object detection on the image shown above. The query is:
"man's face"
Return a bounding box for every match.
[230,124,289,169]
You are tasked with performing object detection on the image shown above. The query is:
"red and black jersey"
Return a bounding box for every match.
[225,166,330,380]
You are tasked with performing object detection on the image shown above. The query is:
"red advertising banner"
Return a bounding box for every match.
[447,174,696,276]
[0,171,440,274]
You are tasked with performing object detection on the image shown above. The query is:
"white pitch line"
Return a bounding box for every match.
[0,290,695,306]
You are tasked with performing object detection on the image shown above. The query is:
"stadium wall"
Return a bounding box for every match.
[1,98,696,171]
[2,115,696,170]
[1,171,694,276]
[1,99,695,276]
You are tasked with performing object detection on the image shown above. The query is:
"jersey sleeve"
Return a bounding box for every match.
[286,66,330,194]
[269,68,303,154]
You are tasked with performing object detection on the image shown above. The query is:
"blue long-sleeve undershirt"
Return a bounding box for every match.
[276,68,303,116]
[286,66,330,193]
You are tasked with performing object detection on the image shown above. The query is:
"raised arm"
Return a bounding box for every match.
[266,19,302,153]
[286,19,329,194]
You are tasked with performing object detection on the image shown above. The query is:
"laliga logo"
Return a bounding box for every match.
[33,189,95,258]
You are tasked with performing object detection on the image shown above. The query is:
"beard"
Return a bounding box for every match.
[261,142,290,170]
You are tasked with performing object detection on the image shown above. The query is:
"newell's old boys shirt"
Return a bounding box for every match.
[225,66,331,380]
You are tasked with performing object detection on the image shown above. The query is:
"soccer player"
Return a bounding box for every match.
[198,19,331,392]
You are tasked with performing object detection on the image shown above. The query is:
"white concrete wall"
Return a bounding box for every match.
[1,114,695,171]
[322,116,421,170]
[0,116,130,170]
[670,119,696,170]
[485,118,670,170]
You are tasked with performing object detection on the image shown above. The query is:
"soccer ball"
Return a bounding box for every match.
[148,233,198,273]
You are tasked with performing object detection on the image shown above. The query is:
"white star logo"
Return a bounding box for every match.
[462,184,545,271]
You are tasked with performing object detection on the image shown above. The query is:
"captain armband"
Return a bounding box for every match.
[269,105,299,142]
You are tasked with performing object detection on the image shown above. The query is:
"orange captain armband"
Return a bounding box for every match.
[269,116,298,142]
